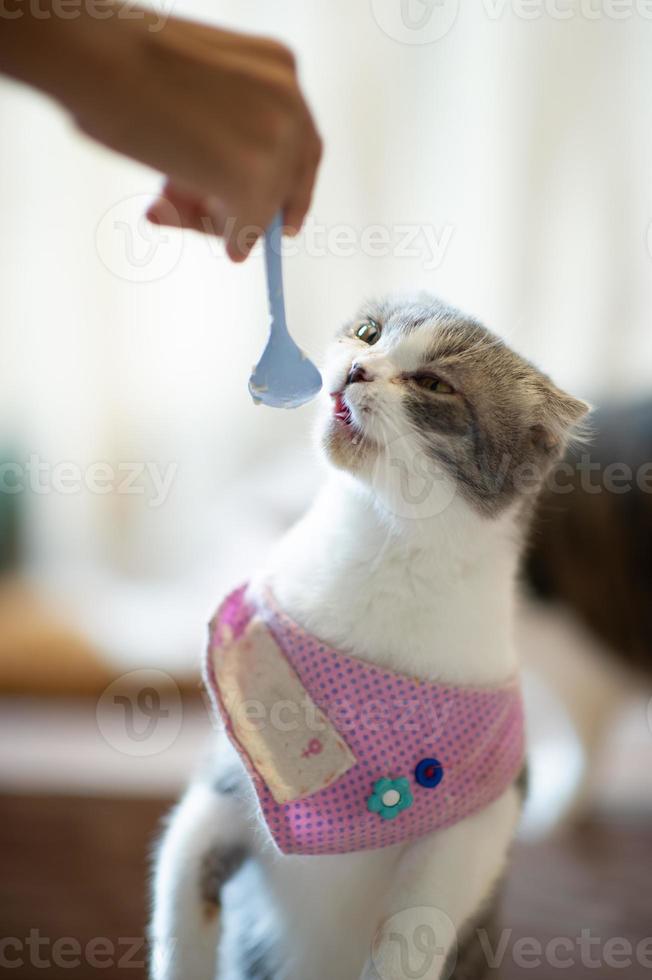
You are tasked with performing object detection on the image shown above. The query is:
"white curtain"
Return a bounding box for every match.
[2,0,651,612]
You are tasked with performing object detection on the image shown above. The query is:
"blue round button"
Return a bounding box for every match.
[415,758,444,789]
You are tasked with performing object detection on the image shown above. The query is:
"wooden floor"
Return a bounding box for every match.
[2,794,650,979]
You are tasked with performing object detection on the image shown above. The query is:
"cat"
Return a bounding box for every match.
[150,296,588,980]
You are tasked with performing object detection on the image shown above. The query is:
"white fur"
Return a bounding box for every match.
[253,475,519,687]
[151,473,523,980]
[151,315,532,980]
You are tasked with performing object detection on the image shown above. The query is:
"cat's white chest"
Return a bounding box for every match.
[254,477,518,686]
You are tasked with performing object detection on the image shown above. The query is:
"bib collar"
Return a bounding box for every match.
[204,584,525,856]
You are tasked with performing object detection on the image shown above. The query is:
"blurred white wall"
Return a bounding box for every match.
[2,0,652,591]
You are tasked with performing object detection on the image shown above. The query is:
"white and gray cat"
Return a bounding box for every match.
[150,297,588,980]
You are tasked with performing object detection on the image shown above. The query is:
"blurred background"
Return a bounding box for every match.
[1,0,652,977]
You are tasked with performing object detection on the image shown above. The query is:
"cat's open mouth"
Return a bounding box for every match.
[328,390,374,458]
[333,392,353,427]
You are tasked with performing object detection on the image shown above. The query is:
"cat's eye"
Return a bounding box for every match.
[356,320,381,345]
[414,375,455,395]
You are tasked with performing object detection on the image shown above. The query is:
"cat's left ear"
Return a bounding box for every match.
[530,381,591,458]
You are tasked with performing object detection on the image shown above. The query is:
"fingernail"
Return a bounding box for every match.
[227,243,247,263]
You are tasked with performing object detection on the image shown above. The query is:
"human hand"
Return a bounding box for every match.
[137,19,322,261]
[2,6,322,261]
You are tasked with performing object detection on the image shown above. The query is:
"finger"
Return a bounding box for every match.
[284,129,322,235]
[224,213,266,263]
[146,182,228,236]
[146,181,202,231]
[284,163,315,235]
[146,195,195,230]
[222,195,278,262]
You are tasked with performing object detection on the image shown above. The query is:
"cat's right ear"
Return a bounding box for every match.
[530,383,591,459]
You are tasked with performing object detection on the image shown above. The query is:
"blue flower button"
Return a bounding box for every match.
[415,757,444,789]
[367,777,413,821]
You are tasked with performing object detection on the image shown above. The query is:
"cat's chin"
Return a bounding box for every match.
[320,412,377,475]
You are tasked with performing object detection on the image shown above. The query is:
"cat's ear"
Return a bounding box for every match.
[530,381,591,458]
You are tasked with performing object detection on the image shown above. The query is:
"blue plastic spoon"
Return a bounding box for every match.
[248,211,322,409]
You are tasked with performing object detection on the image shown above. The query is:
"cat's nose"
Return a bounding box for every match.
[346,362,372,386]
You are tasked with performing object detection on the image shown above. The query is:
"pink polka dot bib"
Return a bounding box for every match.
[204,585,525,856]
